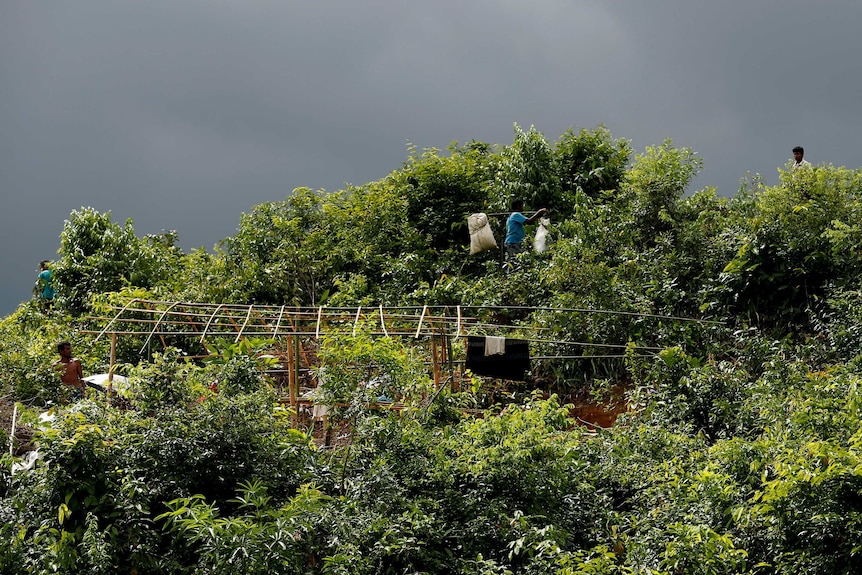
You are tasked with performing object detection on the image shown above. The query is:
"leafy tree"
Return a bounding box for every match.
[0,356,317,574]
[158,481,331,575]
[201,188,329,306]
[494,124,561,215]
[719,164,862,330]
[620,139,702,246]
[402,141,496,252]
[52,208,183,314]
[555,125,631,203]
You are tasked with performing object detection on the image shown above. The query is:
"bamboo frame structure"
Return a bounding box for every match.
[88,300,718,338]
[82,298,722,421]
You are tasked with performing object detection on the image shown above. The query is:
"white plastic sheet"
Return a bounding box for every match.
[533,217,550,253]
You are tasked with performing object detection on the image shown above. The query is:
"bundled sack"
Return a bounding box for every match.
[468,212,497,254]
[533,217,550,253]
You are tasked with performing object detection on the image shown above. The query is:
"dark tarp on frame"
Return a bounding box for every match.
[465,336,530,381]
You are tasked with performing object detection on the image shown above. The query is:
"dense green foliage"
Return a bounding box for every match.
[3,125,862,573]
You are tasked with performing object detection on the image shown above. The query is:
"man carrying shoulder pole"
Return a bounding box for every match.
[504,199,547,271]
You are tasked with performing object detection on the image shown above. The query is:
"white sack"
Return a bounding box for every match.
[468,213,497,255]
[533,217,550,254]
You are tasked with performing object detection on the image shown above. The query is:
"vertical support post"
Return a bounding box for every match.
[446,334,456,392]
[108,333,117,393]
[287,334,296,427]
[431,335,440,390]
[293,331,300,426]
[9,404,17,456]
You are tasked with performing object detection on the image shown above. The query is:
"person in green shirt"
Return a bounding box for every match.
[36,260,55,309]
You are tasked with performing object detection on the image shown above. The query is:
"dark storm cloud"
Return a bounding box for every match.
[3,1,862,315]
[597,3,862,183]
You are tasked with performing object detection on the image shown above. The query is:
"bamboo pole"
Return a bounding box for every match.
[94,298,140,341]
[108,333,117,393]
[432,335,440,389]
[352,306,361,337]
[139,302,178,354]
[414,305,427,338]
[273,305,286,339]
[446,333,455,387]
[285,334,294,425]
[293,332,300,426]
[379,305,388,337]
[234,305,254,343]
[9,404,17,456]
[95,299,724,326]
[200,304,225,343]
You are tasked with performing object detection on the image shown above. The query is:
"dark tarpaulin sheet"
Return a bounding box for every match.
[465,336,530,381]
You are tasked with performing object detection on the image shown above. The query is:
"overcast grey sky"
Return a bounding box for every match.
[3,1,861,316]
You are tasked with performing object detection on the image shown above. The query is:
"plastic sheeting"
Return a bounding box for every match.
[465,336,530,381]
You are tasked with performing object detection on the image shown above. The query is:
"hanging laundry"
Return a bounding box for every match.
[484,335,506,356]
[466,336,530,381]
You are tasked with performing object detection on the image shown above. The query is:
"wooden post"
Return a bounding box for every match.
[288,335,297,427]
[432,335,440,389]
[108,333,117,393]
[446,334,456,392]
[293,331,300,426]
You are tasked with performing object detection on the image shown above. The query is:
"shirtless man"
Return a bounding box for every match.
[54,341,86,400]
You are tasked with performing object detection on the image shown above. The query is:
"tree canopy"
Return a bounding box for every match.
[3,124,862,574]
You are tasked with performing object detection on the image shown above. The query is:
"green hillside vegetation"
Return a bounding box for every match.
[3,124,862,573]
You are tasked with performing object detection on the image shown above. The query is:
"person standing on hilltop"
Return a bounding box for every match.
[792,146,811,169]
[504,199,547,271]
[35,260,55,309]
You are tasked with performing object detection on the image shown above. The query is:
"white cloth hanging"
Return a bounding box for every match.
[484,336,506,356]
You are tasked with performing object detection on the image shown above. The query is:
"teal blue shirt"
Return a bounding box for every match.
[38,269,55,299]
[505,212,527,244]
